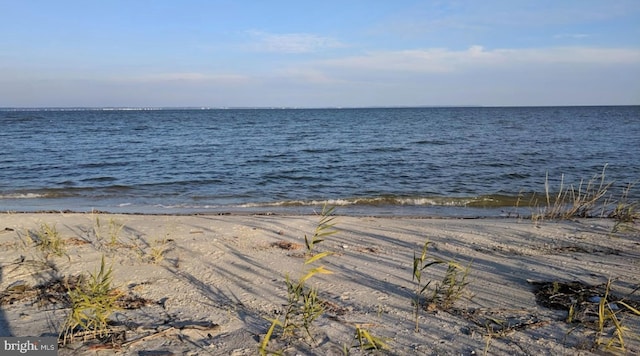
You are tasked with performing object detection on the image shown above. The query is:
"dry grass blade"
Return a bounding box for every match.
[618,301,640,315]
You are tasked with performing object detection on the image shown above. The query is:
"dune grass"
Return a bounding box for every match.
[609,182,640,233]
[531,166,639,227]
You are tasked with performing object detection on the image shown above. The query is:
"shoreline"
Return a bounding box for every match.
[1,213,639,355]
[2,209,510,218]
[1,203,520,219]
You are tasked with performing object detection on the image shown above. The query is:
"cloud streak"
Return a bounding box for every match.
[245,31,346,53]
[553,33,590,39]
[313,46,640,75]
[122,72,251,84]
[256,45,640,106]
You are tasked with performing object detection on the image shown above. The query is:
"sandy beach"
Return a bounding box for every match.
[1,212,639,355]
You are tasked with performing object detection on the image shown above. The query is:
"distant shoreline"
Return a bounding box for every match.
[1,104,639,111]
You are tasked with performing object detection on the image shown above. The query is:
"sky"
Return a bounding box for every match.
[1,0,639,108]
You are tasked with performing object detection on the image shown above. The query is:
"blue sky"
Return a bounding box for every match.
[1,0,639,107]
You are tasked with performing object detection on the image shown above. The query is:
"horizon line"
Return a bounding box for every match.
[1,104,639,111]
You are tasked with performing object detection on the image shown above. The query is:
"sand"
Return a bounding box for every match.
[0,212,639,355]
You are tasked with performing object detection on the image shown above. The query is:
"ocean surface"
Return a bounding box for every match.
[1,106,639,216]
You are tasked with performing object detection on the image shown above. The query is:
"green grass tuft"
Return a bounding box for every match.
[412,240,473,332]
[31,222,66,258]
[60,256,122,345]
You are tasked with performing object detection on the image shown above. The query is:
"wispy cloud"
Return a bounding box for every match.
[251,44,639,106]
[553,33,590,39]
[245,31,346,53]
[314,46,640,75]
[120,72,251,84]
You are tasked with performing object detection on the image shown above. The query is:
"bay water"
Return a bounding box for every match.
[1,106,638,216]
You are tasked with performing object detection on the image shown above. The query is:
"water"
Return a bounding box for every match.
[1,106,639,216]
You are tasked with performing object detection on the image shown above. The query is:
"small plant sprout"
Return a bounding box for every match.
[353,323,388,351]
[107,218,124,247]
[91,214,126,249]
[150,236,169,264]
[304,204,338,252]
[412,240,473,332]
[283,205,335,338]
[412,240,443,332]
[431,260,473,310]
[92,213,102,241]
[261,205,337,352]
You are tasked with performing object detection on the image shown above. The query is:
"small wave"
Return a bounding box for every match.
[504,172,530,179]
[0,185,137,201]
[78,162,129,169]
[0,192,48,199]
[366,147,408,153]
[80,176,119,182]
[412,139,450,145]
[301,148,340,154]
[236,194,533,209]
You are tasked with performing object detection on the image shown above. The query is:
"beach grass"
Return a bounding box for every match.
[31,222,66,258]
[531,166,639,227]
[412,240,473,331]
[431,260,473,310]
[535,166,611,220]
[90,214,126,250]
[260,205,337,354]
[149,237,169,264]
[412,240,442,332]
[353,323,389,351]
[593,279,640,353]
[531,278,640,354]
[60,256,122,345]
[609,182,640,233]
